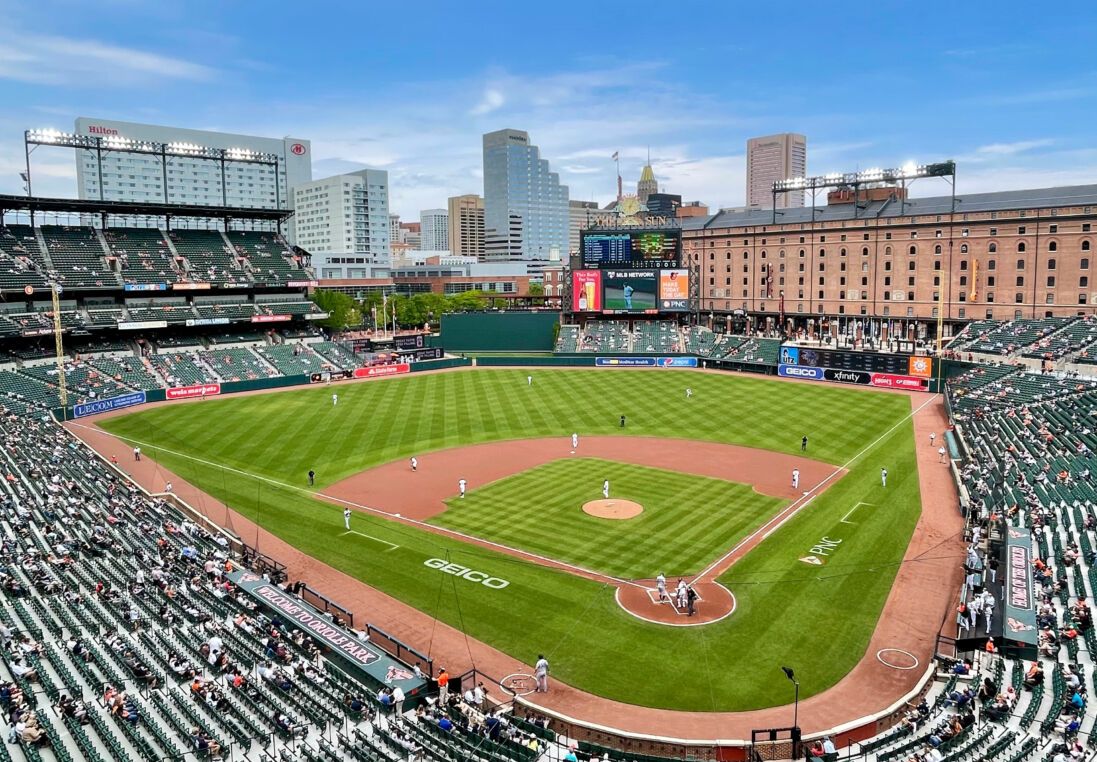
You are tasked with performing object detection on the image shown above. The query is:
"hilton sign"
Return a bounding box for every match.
[87,126,120,136]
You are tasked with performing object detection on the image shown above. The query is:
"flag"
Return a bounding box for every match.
[611,151,619,161]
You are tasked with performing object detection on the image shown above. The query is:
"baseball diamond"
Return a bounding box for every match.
[86,368,941,716]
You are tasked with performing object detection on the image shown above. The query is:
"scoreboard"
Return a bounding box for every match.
[581,229,681,269]
[778,345,933,390]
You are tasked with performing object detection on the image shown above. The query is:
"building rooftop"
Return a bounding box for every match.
[682,183,1097,231]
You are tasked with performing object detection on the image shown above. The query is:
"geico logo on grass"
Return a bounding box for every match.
[423,558,509,589]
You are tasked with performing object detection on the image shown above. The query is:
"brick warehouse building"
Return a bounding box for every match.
[681,183,1097,338]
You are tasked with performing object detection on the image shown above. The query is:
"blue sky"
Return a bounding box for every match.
[0,0,1095,218]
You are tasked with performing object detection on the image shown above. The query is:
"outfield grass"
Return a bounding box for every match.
[433,458,786,578]
[100,369,922,711]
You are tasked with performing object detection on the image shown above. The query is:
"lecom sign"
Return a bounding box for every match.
[290,143,307,156]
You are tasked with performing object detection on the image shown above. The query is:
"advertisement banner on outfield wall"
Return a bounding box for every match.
[870,373,928,390]
[778,363,823,380]
[1004,527,1038,650]
[657,357,698,367]
[353,363,410,379]
[571,270,603,312]
[166,383,222,400]
[123,283,167,292]
[73,391,147,418]
[595,357,697,367]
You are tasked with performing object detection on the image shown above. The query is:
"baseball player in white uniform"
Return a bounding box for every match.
[602,479,610,499]
[459,479,467,498]
[343,508,351,530]
[791,469,800,490]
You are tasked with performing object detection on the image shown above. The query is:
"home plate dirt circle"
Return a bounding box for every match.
[616,580,736,626]
[582,499,644,520]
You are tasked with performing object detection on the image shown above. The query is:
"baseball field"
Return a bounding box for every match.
[98,368,922,711]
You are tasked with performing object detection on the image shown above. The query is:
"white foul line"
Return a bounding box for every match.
[691,393,940,583]
[342,529,399,551]
[66,422,641,590]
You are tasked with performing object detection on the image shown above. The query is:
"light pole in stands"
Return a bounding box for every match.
[782,666,800,754]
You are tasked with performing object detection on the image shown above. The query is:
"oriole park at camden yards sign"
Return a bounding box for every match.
[226,569,428,692]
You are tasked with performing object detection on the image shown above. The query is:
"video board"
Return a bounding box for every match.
[571,268,691,314]
[581,229,681,269]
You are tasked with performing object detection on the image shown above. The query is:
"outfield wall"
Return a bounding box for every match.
[440,311,559,351]
[54,356,472,420]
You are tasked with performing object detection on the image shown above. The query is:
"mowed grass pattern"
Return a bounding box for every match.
[100,369,922,711]
[434,458,785,579]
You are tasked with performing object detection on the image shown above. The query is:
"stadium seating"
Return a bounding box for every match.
[555,325,580,352]
[195,302,258,321]
[634,321,681,353]
[254,344,331,375]
[148,352,212,387]
[40,225,120,289]
[169,230,246,285]
[311,341,361,369]
[199,347,279,381]
[958,318,1071,356]
[85,308,124,329]
[226,231,306,286]
[104,228,182,285]
[1021,317,1097,361]
[0,225,49,293]
[125,302,195,324]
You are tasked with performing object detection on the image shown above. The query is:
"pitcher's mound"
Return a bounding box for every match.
[583,499,643,520]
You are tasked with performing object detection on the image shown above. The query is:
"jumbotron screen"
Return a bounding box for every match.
[581,229,681,269]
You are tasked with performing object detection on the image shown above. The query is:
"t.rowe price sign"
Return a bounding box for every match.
[871,373,928,390]
[353,363,410,379]
[166,383,221,400]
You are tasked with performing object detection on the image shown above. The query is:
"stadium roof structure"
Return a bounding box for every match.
[683,183,1097,231]
[0,193,293,222]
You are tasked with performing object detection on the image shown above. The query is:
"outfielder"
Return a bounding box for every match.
[332,393,338,407]
[343,508,351,530]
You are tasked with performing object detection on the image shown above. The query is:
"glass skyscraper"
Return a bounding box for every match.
[482,129,569,260]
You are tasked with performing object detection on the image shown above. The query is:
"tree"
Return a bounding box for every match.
[448,290,487,313]
[527,283,544,296]
[310,290,361,330]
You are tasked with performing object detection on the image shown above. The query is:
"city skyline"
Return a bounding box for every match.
[0,2,1095,219]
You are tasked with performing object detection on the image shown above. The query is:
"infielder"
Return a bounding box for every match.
[459,479,467,498]
[791,469,800,490]
[602,479,610,499]
[929,432,937,447]
[527,375,533,386]
[343,508,351,530]
[410,456,418,472]
[571,432,579,449]
[881,467,888,487]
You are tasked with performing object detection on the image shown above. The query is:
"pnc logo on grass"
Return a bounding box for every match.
[800,555,824,566]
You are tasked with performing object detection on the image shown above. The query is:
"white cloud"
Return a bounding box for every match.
[0,31,215,86]
[469,89,505,116]
[975,139,1055,156]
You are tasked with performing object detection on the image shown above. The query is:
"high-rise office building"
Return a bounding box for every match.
[646,193,681,217]
[447,194,485,257]
[419,208,449,251]
[746,133,807,209]
[73,116,311,240]
[482,129,569,260]
[568,200,600,255]
[293,169,390,260]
